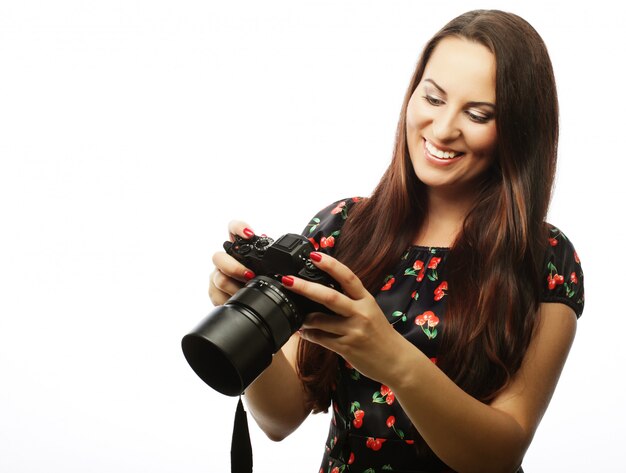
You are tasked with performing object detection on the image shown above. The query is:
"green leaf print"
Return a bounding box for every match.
[308,217,320,234]
[390,311,406,326]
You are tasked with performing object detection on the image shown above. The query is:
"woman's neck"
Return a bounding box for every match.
[413,187,476,247]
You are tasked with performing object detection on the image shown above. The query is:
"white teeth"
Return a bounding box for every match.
[425,140,462,159]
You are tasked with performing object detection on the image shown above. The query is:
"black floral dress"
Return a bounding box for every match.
[300,198,585,473]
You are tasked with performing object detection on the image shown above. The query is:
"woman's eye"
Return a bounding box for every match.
[423,95,444,106]
[466,110,491,124]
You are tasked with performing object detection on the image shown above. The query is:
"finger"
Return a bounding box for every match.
[298,328,342,353]
[282,275,353,317]
[227,220,255,242]
[208,283,231,306]
[212,251,256,283]
[301,312,345,336]
[211,268,245,297]
[307,252,369,300]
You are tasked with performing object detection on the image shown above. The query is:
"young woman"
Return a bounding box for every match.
[209,9,584,473]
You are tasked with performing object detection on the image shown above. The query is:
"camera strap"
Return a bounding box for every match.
[231,396,253,473]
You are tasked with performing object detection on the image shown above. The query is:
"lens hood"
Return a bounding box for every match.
[181,304,274,396]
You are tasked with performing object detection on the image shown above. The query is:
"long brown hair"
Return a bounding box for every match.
[298,10,559,412]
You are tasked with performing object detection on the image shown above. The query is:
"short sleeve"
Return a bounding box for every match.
[541,225,585,318]
[300,197,362,257]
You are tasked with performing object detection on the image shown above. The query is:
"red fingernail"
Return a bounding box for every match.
[281,276,294,287]
[310,252,322,262]
[244,270,255,280]
[243,228,255,238]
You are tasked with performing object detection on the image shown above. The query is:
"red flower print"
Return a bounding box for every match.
[574,251,580,264]
[348,452,355,465]
[352,409,364,429]
[381,276,395,291]
[331,467,340,473]
[434,281,448,301]
[386,415,405,439]
[350,401,364,428]
[430,357,438,364]
[427,256,441,269]
[415,311,439,339]
[426,313,439,328]
[308,237,319,250]
[405,440,415,445]
[549,237,558,247]
[320,236,335,248]
[374,385,396,405]
[366,437,386,451]
[546,261,577,299]
[404,260,427,281]
[331,201,346,215]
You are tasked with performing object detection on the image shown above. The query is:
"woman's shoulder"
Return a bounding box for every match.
[300,197,364,252]
[541,223,585,318]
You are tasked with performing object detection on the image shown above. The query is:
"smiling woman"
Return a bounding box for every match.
[207,9,584,473]
[407,37,498,201]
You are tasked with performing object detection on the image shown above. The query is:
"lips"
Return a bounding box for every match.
[422,138,465,165]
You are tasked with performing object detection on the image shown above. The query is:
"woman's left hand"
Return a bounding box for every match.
[281,251,409,384]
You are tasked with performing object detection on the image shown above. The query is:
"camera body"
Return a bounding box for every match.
[181,233,337,396]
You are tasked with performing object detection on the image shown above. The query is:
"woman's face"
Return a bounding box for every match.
[406,36,498,196]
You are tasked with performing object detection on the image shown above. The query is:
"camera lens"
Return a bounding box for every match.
[181,276,302,396]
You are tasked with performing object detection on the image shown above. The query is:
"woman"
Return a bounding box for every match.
[209,9,584,473]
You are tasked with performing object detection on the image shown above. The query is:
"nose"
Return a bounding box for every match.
[432,109,461,142]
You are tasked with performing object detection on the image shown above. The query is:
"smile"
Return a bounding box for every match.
[423,139,465,160]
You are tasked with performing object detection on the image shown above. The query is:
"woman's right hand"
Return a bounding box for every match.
[210,221,311,440]
[208,220,257,306]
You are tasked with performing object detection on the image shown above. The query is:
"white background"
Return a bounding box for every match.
[1,1,624,471]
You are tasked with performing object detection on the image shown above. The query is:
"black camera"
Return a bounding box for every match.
[181,233,337,396]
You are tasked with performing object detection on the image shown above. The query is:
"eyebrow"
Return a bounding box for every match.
[424,78,496,109]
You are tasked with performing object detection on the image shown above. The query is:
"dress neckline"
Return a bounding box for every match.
[410,244,451,251]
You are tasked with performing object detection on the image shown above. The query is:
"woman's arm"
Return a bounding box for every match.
[209,220,310,441]
[285,253,577,473]
[243,333,311,441]
[387,302,576,473]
